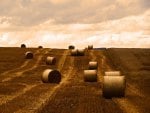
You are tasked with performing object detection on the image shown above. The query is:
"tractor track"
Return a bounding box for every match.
[0,50,70,113]
[38,50,124,113]
[14,50,70,113]
[0,49,50,106]
[0,49,43,82]
[0,49,41,75]
[104,49,150,113]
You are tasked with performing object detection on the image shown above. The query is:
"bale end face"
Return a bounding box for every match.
[84,70,97,82]
[102,76,126,98]
[41,69,61,83]
[25,51,33,59]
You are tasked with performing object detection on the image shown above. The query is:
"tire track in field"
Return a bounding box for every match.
[89,50,97,61]
[14,50,72,113]
[76,50,123,113]
[104,61,141,113]
[39,50,98,113]
[38,53,86,113]
[1,49,49,83]
[106,49,150,113]
[35,52,75,113]
[0,49,50,106]
[0,84,36,105]
[16,68,74,113]
[89,50,103,82]
[127,83,145,98]
[1,49,41,74]
[113,98,140,113]
[0,49,41,82]
[57,50,69,71]
[39,50,122,113]
[104,50,142,113]
[39,51,101,113]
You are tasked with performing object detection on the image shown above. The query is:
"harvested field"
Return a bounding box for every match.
[0,48,149,113]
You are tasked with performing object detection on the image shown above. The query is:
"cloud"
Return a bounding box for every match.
[0,0,149,26]
[0,0,149,48]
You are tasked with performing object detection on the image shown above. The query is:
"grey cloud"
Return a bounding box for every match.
[0,0,149,27]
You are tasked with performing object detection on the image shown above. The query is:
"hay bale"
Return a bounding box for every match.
[102,76,126,98]
[21,44,26,48]
[71,49,85,56]
[84,70,97,82]
[89,61,98,69]
[68,45,75,49]
[105,71,121,76]
[25,51,33,59]
[71,49,78,56]
[77,49,85,56]
[38,46,43,48]
[46,56,56,65]
[41,69,61,83]
[88,45,93,50]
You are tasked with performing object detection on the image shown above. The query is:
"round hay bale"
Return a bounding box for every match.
[38,46,43,48]
[25,51,33,59]
[41,69,61,83]
[71,49,78,56]
[77,49,85,56]
[88,45,93,50]
[105,71,121,76]
[84,70,97,82]
[68,45,75,49]
[21,44,26,48]
[102,76,126,98]
[89,61,98,69]
[46,56,56,65]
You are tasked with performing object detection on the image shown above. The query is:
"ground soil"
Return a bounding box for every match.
[0,48,149,113]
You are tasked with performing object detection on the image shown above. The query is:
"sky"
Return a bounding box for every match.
[0,0,150,48]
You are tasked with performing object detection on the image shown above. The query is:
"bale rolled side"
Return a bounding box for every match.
[102,76,126,98]
[46,56,56,65]
[25,51,33,59]
[41,69,61,83]
[84,70,97,82]
[21,44,26,48]
[71,49,85,56]
[105,71,121,76]
[88,61,98,69]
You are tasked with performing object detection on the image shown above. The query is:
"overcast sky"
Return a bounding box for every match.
[0,0,150,48]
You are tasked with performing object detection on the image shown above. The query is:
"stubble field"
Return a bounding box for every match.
[0,47,149,113]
